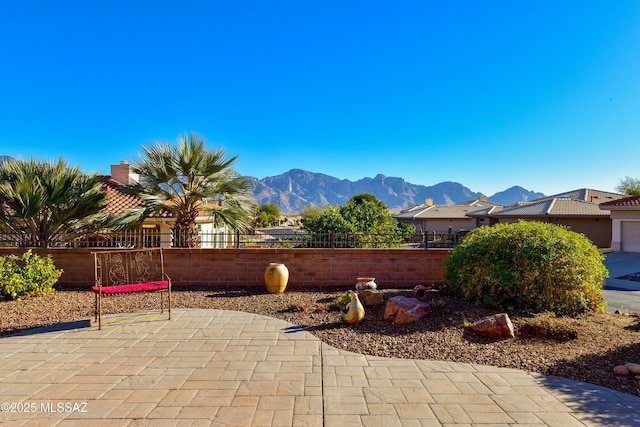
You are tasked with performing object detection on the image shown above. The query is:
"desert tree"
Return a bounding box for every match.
[615,176,640,196]
[301,193,413,247]
[254,203,281,227]
[119,133,255,247]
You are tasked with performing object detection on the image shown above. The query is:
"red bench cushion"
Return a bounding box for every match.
[91,281,170,295]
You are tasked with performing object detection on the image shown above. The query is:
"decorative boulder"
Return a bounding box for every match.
[357,289,383,306]
[613,365,630,376]
[625,363,640,376]
[413,285,429,302]
[470,313,515,339]
[383,296,431,325]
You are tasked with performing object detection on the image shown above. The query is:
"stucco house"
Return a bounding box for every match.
[395,197,503,234]
[600,195,640,252]
[101,162,236,248]
[473,189,627,248]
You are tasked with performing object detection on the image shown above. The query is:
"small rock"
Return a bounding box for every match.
[383,296,431,325]
[470,313,515,339]
[357,289,383,306]
[624,363,640,376]
[613,365,630,376]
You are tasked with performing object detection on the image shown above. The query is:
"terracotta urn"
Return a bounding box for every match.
[265,263,289,293]
[413,285,429,302]
[342,292,365,324]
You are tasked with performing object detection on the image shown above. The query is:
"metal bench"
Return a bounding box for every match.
[92,248,171,329]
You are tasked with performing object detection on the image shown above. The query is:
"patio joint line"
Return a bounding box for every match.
[320,341,326,427]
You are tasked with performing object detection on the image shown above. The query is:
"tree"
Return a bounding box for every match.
[301,205,352,234]
[254,203,281,227]
[0,158,109,247]
[120,133,255,247]
[340,193,397,234]
[300,194,412,247]
[615,176,640,196]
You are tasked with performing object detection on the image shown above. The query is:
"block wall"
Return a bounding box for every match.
[0,248,449,290]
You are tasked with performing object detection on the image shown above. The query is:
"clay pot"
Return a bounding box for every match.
[355,277,377,290]
[413,285,429,302]
[265,263,289,293]
[343,292,365,324]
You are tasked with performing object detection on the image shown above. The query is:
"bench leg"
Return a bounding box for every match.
[98,293,102,330]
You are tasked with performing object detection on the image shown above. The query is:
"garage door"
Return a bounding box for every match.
[621,221,640,253]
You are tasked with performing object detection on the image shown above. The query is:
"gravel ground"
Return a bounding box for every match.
[1,286,639,398]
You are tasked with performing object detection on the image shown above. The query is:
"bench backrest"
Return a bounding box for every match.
[93,248,166,288]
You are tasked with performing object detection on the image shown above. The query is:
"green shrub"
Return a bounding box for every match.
[333,290,355,312]
[445,221,608,316]
[0,250,63,300]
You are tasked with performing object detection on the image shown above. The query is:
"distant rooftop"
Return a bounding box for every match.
[600,194,640,208]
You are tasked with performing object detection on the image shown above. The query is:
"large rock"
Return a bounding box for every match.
[625,363,640,376]
[470,313,515,339]
[383,296,431,325]
[357,289,383,306]
[613,365,630,376]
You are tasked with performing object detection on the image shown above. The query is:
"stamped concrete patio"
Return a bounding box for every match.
[1,309,639,426]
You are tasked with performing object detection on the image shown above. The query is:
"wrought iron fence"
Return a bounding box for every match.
[0,230,163,249]
[0,228,469,249]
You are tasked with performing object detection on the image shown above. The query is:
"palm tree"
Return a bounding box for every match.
[121,133,255,247]
[0,158,109,247]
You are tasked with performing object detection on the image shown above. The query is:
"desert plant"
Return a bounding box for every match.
[445,221,608,316]
[0,250,63,300]
[0,158,110,247]
[518,313,579,341]
[333,290,355,312]
[288,299,310,312]
[429,298,446,310]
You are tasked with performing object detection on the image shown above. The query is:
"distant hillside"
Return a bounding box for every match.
[249,169,544,215]
[488,186,545,205]
[0,155,14,165]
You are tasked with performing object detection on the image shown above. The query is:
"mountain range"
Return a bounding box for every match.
[0,155,545,215]
[249,169,545,215]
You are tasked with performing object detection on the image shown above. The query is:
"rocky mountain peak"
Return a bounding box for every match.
[249,169,545,215]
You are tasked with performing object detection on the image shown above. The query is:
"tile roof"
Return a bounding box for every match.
[101,177,174,218]
[413,205,474,219]
[395,198,503,220]
[394,205,432,219]
[532,188,625,204]
[493,198,610,217]
[466,205,504,216]
[600,195,640,207]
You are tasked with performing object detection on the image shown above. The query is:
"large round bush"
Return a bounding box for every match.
[445,221,608,316]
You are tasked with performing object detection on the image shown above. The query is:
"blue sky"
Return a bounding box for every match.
[1,1,639,197]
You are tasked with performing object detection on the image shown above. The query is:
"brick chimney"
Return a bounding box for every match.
[424,198,434,206]
[110,161,139,184]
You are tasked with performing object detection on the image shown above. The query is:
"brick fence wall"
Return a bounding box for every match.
[0,248,449,290]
